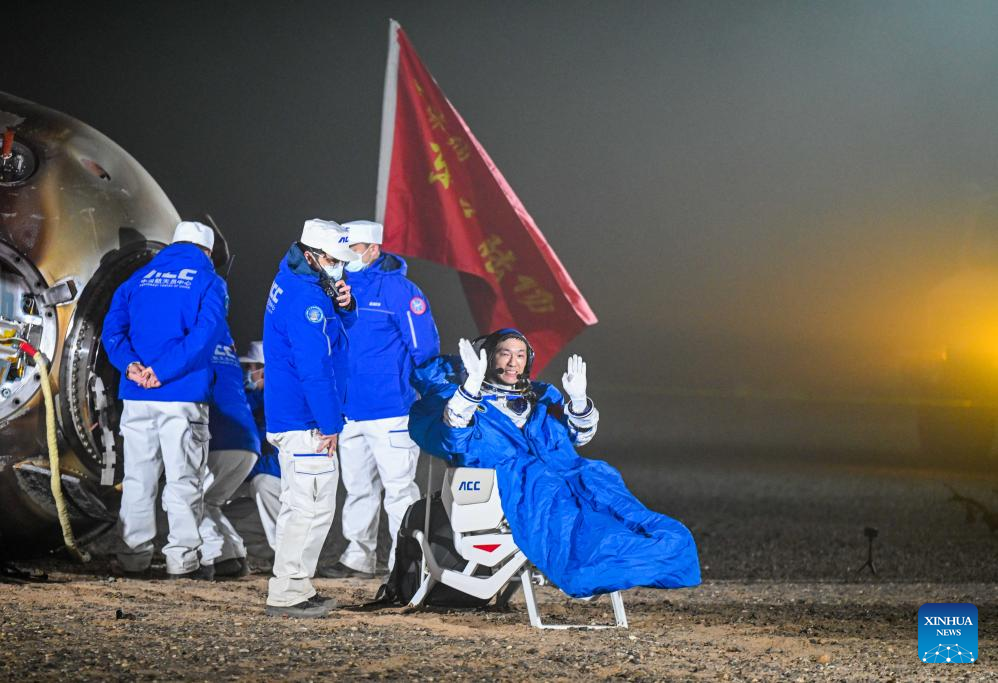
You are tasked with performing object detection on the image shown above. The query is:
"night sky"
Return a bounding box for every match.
[7,1,998,423]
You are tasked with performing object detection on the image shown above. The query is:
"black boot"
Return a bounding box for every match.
[168,564,215,581]
[214,557,249,578]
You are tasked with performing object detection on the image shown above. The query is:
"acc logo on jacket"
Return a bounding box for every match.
[305,305,324,323]
[139,268,198,289]
[409,296,427,315]
[212,344,240,367]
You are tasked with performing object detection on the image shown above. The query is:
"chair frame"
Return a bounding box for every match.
[407,462,628,629]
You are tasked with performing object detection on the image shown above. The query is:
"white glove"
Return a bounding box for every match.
[458,338,487,397]
[561,354,588,412]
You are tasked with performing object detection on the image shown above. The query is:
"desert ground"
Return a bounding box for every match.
[3,400,997,680]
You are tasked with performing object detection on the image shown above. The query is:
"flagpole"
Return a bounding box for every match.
[375,19,401,223]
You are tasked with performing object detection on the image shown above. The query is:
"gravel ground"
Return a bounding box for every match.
[0,573,994,681]
[3,405,997,681]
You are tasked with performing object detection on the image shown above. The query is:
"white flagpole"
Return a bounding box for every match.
[375,19,401,223]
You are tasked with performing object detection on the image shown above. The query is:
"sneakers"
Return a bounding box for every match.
[316,562,376,580]
[168,564,215,581]
[213,557,249,579]
[310,593,339,608]
[265,596,334,618]
[109,560,152,580]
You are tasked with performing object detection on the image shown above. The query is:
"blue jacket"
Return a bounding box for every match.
[102,243,228,403]
[408,355,701,597]
[246,388,280,479]
[263,244,354,435]
[208,332,262,455]
[344,253,440,421]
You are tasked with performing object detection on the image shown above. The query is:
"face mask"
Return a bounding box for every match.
[322,262,344,281]
[244,370,259,390]
[345,245,373,272]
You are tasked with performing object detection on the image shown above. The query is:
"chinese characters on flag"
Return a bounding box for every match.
[375,21,597,371]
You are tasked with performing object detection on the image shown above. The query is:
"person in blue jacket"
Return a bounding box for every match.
[243,342,281,541]
[202,331,259,578]
[262,218,358,618]
[102,221,227,579]
[218,341,282,571]
[322,220,440,579]
[408,329,701,598]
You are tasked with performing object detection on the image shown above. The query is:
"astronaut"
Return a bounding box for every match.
[408,329,701,597]
[322,220,439,579]
[201,331,260,578]
[262,219,358,617]
[102,221,227,579]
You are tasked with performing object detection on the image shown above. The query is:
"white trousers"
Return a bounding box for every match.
[266,430,339,607]
[338,415,420,574]
[222,474,281,566]
[117,400,209,574]
[199,449,257,564]
[252,473,282,552]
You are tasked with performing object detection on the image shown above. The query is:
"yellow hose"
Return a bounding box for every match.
[27,344,89,562]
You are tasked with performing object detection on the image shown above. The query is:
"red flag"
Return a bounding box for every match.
[375,20,597,372]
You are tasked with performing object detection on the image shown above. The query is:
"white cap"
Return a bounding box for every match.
[238,341,265,365]
[300,218,360,263]
[342,220,384,245]
[172,221,215,251]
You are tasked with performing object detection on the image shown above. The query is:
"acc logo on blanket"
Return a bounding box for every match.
[305,305,324,323]
[919,603,977,663]
[409,296,427,315]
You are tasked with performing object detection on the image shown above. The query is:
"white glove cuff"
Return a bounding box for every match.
[568,396,591,415]
[462,376,484,398]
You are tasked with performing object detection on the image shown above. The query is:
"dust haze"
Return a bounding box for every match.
[7,1,998,453]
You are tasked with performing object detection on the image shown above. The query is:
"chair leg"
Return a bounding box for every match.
[519,568,544,628]
[412,530,443,577]
[519,567,629,629]
[610,591,628,628]
[407,573,436,609]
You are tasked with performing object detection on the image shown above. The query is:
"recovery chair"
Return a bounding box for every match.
[407,466,628,629]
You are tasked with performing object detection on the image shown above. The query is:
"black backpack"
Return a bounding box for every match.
[374,492,491,608]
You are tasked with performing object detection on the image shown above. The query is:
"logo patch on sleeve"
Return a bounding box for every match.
[409,296,427,315]
[305,305,324,323]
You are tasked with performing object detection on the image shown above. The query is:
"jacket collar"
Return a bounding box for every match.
[281,243,320,281]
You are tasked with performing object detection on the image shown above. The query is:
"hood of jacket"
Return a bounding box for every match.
[347,252,407,284]
[280,242,321,282]
[151,241,215,272]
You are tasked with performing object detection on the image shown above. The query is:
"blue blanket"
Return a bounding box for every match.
[409,356,701,597]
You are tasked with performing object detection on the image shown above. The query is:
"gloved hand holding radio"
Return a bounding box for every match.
[561,354,588,413]
[458,338,487,397]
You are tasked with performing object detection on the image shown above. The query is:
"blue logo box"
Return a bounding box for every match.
[918,603,978,664]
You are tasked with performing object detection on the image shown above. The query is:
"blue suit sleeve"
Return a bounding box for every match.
[408,389,475,465]
[393,283,440,367]
[151,276,228,384]
[101,283,141,371]
[289,294,345,435]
